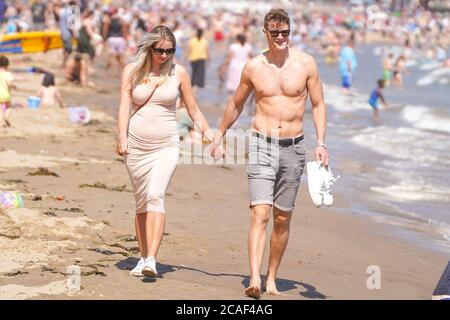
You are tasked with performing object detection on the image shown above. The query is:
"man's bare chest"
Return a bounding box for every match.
[252,64,308,97]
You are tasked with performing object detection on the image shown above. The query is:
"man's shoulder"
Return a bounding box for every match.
[290,50,316,69]
[243,55,263,73]
[294,50,315,64]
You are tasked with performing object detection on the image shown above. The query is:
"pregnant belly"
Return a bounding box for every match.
[128,114,178,143]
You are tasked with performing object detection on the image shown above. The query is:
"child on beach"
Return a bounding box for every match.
[0,55,16,127]
[368,79,388,117]
[36,73,64,108]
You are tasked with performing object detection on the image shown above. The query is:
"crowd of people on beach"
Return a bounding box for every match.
[0,0,449,125]
[0,0,449,299]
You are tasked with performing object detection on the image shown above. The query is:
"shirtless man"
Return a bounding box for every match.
[211,8,329,299]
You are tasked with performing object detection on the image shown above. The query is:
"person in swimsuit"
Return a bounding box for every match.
[116,25,215,278]
[368,79,388,117]
[393,55,406,87]
[382,52,394,86]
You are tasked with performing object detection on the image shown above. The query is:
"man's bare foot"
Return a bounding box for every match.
[265,279,282,296]
[244,286,261,299]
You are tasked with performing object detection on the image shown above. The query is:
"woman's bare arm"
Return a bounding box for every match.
[178,65,214,142]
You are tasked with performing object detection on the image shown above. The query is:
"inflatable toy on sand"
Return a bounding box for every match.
[0,31,76,54]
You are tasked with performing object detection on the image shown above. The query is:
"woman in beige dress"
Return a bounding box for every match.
[116,26,215,278]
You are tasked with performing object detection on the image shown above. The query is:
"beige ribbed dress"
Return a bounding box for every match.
[125,64,180,214]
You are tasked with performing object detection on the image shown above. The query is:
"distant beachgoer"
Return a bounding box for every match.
[0,55,16,128]
[77,10,96,61]
[403,38,413,61]
[102,7,128,73]
[436,44,447,64]
[36,73,64,108]
[31,0,46,31]
[172,20,186,65]
[221,34,253,93]
[339,37,357,94]
[382,52,394,86]
[59,1,76,68]
[116,26,215,278]
[212,12,225,43]
[368,79,388,117]
[393,55,406,87]
[64,53,96,89]
[187,29,209,97]
[129,9,147,55]
[325,32,339,64]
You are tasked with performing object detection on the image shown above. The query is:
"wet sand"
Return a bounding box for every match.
[0,51,447,300]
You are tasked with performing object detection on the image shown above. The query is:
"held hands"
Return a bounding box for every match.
[315,145,329,166]
[116,135,129,156]
[210,132,225,161]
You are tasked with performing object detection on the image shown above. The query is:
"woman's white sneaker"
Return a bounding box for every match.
[130,257,146,277]
[142,257,158,277]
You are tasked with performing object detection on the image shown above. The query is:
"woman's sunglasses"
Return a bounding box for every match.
[266,29,290,38]
[152,47,176,56]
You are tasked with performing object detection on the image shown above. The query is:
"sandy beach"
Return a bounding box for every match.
[0,50,448,300]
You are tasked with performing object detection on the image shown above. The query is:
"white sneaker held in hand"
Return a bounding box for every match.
[320,163,340,207]
[307,161,340,207]
[307,161,323,207]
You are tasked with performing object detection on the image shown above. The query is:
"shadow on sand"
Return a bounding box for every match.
[116,258,327,299]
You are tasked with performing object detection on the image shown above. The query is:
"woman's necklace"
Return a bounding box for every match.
[141,71,161,85]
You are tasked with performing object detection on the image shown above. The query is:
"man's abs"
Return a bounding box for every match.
[252,96,306,138]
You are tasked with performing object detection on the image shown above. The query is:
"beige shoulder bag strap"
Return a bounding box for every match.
[129,82,159,119]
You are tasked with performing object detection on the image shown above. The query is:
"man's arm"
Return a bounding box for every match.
[216,61,254,139]
[306,56,329,166]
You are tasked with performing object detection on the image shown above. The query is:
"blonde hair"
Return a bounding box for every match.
[130,25,176,88]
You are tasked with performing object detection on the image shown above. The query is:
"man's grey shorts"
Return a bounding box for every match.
[247,131,306,212]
